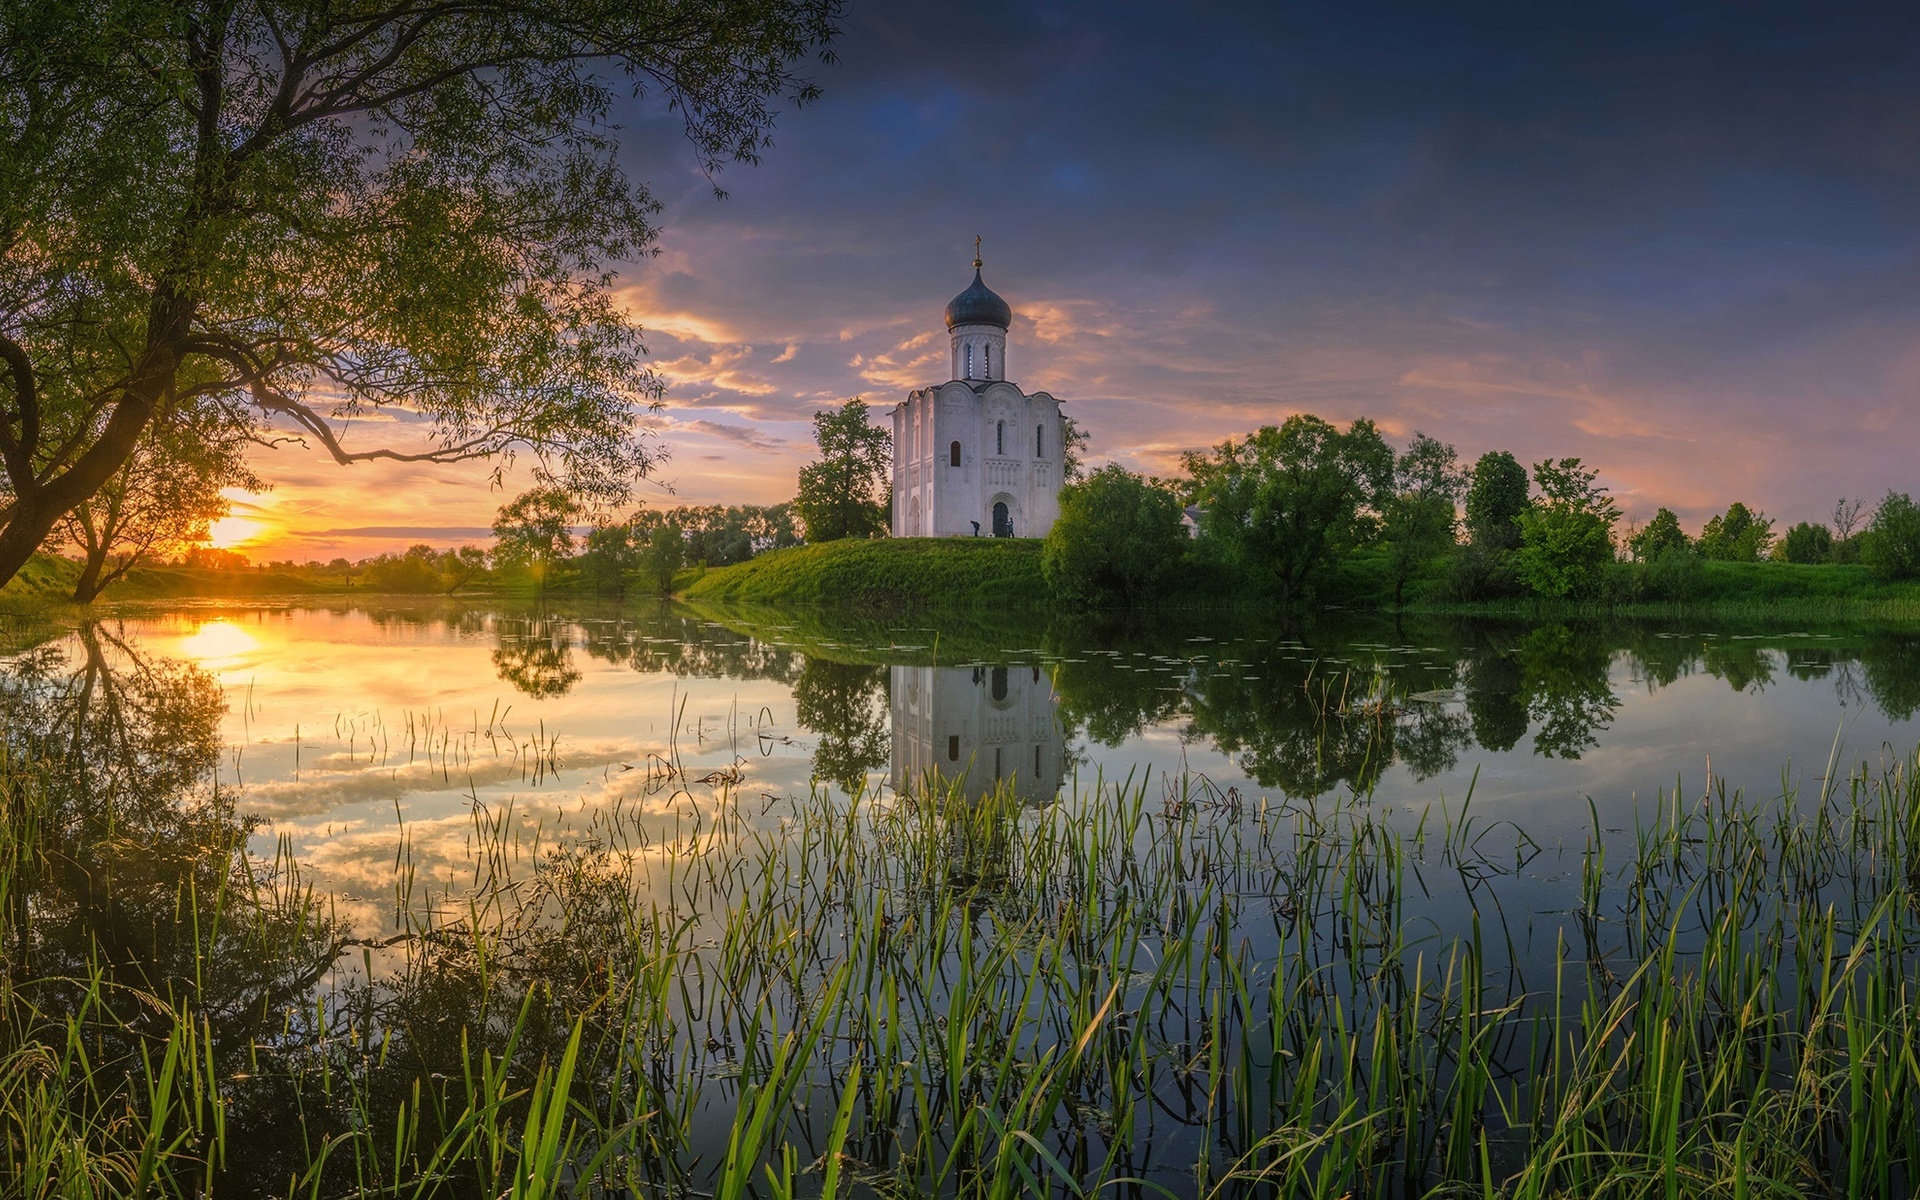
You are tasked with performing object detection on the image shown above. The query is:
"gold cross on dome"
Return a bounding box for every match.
[973,235,982,269]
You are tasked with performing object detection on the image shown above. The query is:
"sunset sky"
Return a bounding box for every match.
[234,1,1920,561]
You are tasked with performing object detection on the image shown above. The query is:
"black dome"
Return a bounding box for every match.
[945,268,1012,330]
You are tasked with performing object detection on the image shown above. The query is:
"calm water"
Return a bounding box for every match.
[8,597,1917,933]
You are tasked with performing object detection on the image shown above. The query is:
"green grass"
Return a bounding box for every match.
[7,706,1920,1197]
[679,535,1048,609]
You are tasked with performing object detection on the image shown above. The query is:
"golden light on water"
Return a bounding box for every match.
[176,620,259,664]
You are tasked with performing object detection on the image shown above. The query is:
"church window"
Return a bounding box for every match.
[1035,423,1044,457]
[994,747,1003,780]
[984,345,991,376]
[948,735,959,762]
[996,421,1004,455]
[992,667,1008,701]
[1035,745,1042,776]
[949,440,962,468]
[965,344,973,379]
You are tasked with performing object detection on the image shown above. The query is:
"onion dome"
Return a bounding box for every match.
[944,263,1012,330]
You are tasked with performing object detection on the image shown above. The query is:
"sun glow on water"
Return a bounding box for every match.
[176,620,259,664]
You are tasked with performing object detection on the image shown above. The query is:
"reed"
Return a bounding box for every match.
[3,735,1920,1197]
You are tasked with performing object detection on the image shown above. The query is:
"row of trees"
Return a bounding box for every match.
[1042,412,1920,609]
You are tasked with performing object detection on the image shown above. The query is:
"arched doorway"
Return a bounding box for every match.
[992,501,1012,538]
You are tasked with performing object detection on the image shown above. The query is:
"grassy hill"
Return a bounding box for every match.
[0,551,339,608]
[679,537,1048,610]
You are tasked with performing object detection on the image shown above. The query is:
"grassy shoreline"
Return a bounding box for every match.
[6,734,1920,1196]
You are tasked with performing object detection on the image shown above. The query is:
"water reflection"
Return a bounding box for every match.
[892,664,1066,803]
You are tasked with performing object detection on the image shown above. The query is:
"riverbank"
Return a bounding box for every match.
[677,535,1047,608]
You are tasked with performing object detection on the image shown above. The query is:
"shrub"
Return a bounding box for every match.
[1780,521,1833,564]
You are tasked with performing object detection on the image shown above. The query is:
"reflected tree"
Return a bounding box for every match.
[1515,625,1620,759]
[491,615,582,698]
[793,658,889,793]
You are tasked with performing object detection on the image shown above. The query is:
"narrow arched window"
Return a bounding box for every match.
[992,667,1008,701]
[984,345,991,376]
[948,735,959,762]
[949,440,962,468]
[1035,423,1044,457]
[964,344,973,379]
[996,421,1004,455]
[1035,744,1042,775]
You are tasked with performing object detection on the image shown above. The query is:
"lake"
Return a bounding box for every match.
[7,598,1920,1194]
[10,599,1916,921]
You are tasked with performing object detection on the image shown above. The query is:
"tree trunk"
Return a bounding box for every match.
[0,314,182,588]
[72,550,107,603]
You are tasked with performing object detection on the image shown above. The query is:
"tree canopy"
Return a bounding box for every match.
[1379,432,1465,607]
[1182,415,1393,604]
[1041,465,1188,608]
[0,0,842,584]
[794,398,890,542]
[1514,458,1620,599]
[1627,507,1690,562]
[1464,451,1530,550]
[1698,502,1774,562]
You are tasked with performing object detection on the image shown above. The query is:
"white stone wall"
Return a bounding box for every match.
[890,664,1064,803]
[890,382,1063,538]
[949,321,1009,382]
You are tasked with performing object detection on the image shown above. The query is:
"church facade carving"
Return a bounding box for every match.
[890,251,1064,539]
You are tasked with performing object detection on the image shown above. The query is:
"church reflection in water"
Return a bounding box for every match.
[891,664,1066,803]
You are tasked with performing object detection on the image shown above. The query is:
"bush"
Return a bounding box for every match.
[1042,466,1189,608]
[1862,492,1920,580]
[1781,522,1833,564]
[1441,544,1524,601]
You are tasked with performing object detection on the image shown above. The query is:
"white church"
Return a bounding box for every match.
[890,252,1064,539]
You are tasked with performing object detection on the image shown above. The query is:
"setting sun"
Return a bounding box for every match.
[206,514,265,550]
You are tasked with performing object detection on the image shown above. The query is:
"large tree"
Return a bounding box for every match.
[1182,414,1393,604]
[56,399,262,601]
[1463,450,1530,550]
[1379,431,1464,608]
[794,398,890,542]
[0,0,842,585]
[1514,458,1621,599]
[1042,465,1188,608]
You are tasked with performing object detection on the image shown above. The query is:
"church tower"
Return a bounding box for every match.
[890,247,1065,539]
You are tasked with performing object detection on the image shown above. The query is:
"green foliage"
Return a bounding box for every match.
[576,523,642,596]
[793,399,891,542]
[1862,491,1920,580]
[1698,502,1774,562]
[636,523,686,595]
[362,544,491,594]
[491,488,582,590]
[683,538,1045,609]
[0,0,843,584]
[1379,432,1464,606]
[1514,458,1620,599]
[1627,507,1690,562]
[1781,521,1834,565]
[1464,450,1530,550]
[53,401,265,602]
[1041,466,1188,608]
[1181,415,1393,603]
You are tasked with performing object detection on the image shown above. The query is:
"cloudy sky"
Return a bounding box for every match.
[235,0,1920,560]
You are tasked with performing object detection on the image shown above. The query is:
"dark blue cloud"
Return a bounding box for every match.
[602,0,1920,525]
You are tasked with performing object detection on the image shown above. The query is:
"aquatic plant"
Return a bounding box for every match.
[4,734,1920,1197]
